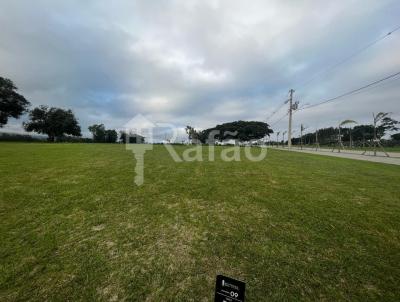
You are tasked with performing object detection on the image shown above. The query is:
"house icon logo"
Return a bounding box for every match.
[123,114,156,143]
[122,114,156,186]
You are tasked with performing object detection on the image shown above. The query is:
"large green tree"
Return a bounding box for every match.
[199,121,273,143]
[89,124,118,143]
[105,129,118,143]
[88,124,106,142]
[24,106,81,141]
[0,77,30,127]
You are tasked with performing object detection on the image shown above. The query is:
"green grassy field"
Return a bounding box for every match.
[1,143,400,301]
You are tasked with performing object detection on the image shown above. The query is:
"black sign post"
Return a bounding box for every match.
[214,275,246,302]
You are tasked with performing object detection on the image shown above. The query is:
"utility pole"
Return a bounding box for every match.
[282,131,287,147]
[276,132,280,147]
[287,89,299,150]
[373,113,377,156]
[349,128,353,149]
[288,89,294,149]
[315,129,320,150]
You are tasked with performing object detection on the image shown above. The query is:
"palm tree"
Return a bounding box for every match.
[370,112,390,156]
[333,120,357,152]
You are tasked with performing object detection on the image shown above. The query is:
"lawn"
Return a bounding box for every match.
[1,143,399,301]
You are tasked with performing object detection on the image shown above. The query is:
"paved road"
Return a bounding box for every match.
[274,147,400,166]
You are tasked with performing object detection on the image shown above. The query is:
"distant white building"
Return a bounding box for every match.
[128,133,145,144]
[215,138,266,146]
[215,139,238,146]
[122,114,155,144]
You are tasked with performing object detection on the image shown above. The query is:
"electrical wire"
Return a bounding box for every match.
[266,90,292,122]
[297,70,400,111]
[266,102,286,123]
[270,112,289,127]
[295,25,400,90]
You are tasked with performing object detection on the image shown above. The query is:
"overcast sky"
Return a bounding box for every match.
[1,0,399,139]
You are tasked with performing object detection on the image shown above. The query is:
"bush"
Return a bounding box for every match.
[0,132,45,142]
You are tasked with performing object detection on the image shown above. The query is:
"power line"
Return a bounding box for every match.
[295,25,400,90]
[297,70,400,111]
[266,90,293,122]
[270,112,289,127]
[266,101,286,122]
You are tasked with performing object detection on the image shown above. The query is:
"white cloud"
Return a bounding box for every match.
[0,0,399,137]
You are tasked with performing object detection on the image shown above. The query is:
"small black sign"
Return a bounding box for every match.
[214,275,246,302]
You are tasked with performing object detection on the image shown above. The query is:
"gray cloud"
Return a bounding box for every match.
[0,0,399,138]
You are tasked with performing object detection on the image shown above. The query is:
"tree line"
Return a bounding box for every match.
[1,76,83,141]
[289,116,399,147]
[1,75,400,145]
[0,76,126,143]
[87,125,133,143]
